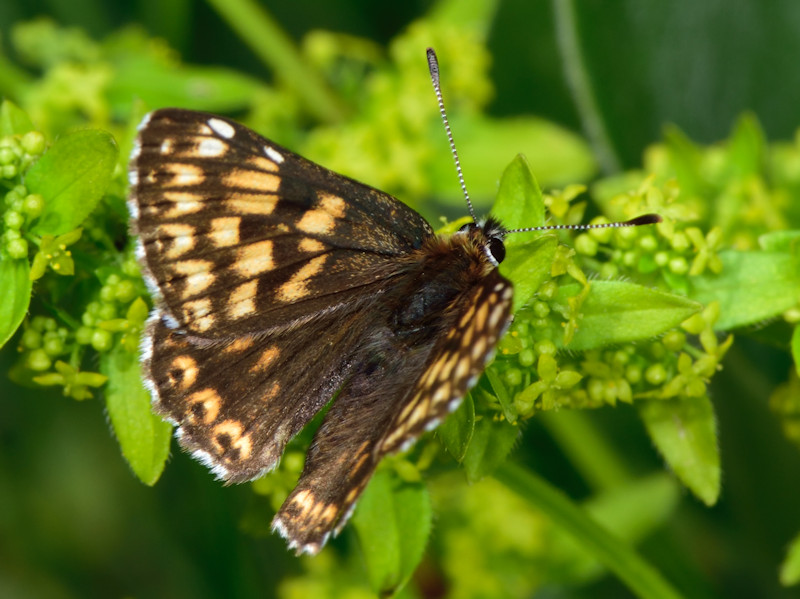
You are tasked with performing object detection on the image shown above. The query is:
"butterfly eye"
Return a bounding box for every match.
[457,223,472,233]
[486,237,506,265]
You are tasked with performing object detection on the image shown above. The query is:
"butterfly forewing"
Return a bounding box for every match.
[129,108,516,555]
[130,109,433,338]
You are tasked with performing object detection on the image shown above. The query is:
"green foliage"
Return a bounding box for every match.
[352,469,432,596]
[1,2,800,599]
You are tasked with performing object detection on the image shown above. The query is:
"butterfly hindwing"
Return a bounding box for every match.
[129,109,434,338]
[145,302,384,483]
[272,269,513,554]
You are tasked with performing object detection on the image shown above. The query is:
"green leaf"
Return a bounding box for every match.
[428,115,597,199]
[725,113,765,178]
[100,343,171,486]
[638,395,720,505]
[438,393,475,461]
[690,250,800,330]
[27,129,119,236]
[556,281,702,351]
[462,416,519,483]
[484,368,516,424]
[0,257,33,349]
[663,124,706,197]
[352,469,431,597]
[500,235,558,313]
[758,229,800,252]
[109,57,265,114]
[491,154,545,232]
[0,100,34,135]
[780,529,800,587]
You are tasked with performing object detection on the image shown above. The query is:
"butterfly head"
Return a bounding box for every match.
[456,216,508,268]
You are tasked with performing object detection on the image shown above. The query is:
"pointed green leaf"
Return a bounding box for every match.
[556,281,702,350]
[726,113,765,178]
[491,154,545,233]
[638,396,720,505]
[792,326,800,378]
[27,129,118,236]
[438,393,475,461]
[352,469,431,597]
[100,343,171,486]
[663,124,706,197]
[462,416,519,483]
[690,250,800,330]
[501,235,559,313]
[0,257,33,349]
[0,100,34,135]
[484,368,516,424]
[780,529,800,587]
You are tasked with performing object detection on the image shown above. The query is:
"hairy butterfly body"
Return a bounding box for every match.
[129,50,659,555]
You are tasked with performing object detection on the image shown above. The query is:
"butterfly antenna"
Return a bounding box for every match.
[504,213,662,235]
[427,47,478,223]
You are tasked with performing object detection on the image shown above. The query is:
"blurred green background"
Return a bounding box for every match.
[2,1,800,598]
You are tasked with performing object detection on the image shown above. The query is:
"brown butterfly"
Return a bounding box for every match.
[128,48,659,554]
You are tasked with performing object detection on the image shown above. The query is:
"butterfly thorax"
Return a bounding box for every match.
[390,219,507,340]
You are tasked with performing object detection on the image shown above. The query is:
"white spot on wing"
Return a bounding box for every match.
[129,139,141,162]
[127,197,139,221]
[162,312,181,329]
[190,445,230,480]
[198,138,227,157]
[424,417,442,432]
[136,112,153,133]
[271,517,289,538]
[134,240,146,261]
[264,145,284,164]
[208,117,236,139]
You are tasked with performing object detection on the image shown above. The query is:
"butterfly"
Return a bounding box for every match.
[128,48,659,555]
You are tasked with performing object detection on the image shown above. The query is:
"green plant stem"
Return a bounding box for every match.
[203,0,347,124]
[539,409,631,491]
[495,462,684,599]
[552,0,621,174]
